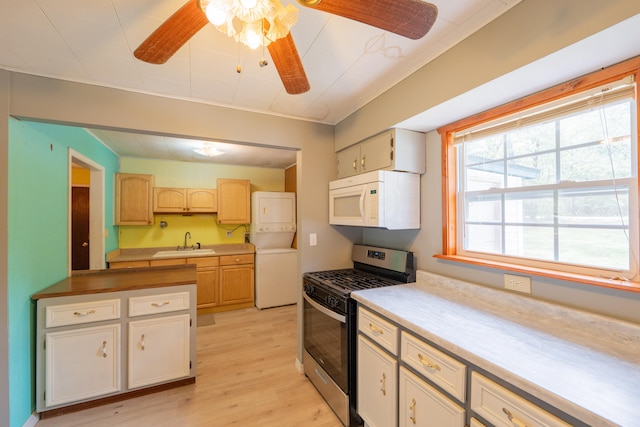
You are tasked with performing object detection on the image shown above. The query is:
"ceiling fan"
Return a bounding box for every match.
[134,0,438,95]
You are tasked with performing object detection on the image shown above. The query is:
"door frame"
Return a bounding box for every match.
[68,149,105,272]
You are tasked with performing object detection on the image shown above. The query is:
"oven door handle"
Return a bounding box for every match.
[303,293,346,324]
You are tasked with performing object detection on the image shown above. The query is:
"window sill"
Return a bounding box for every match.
[433,254,640,293]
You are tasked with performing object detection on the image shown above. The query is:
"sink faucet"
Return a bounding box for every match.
[184,231,191,250]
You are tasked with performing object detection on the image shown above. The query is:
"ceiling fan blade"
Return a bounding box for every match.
[298,0,437,40]
[134,0,209,64]
[267,33,310,95]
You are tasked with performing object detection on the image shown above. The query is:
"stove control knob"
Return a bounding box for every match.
[304,284,315,294]
[325,295,339,308]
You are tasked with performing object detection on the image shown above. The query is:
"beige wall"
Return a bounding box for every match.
[335,0,640,150]
[354,0,640,323]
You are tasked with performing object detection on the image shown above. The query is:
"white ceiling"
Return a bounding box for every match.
[1,0,522,167]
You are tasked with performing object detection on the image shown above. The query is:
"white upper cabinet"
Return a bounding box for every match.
[337,128,426,178]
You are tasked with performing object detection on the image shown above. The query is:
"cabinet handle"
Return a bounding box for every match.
[151,301,170,307]
[380,372,386,396]
[503,407,528,427]
[140,334,145,351]
[101,341,108,358]
[361,154,366,170]
[369,323,384,335]
[73,310,96,317]
[409,398,417,424]
[352,158,358,172]
[418,353,441,371]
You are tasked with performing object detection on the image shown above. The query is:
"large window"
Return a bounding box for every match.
[438,58,640,290]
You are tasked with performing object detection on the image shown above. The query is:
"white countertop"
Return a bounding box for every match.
[351,271,640,427]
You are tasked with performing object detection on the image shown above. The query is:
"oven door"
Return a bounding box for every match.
[303,293,348,392]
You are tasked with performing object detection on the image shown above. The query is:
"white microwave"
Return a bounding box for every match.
[329,170,420,229]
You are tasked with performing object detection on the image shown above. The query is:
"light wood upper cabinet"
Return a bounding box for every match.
[153,188,217,213]
[216,179,250,224]
[115,173,154,225]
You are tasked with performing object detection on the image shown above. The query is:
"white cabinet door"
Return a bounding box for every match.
[358,335,398,427]
[360,130,392,173]
[128,314,190,389]
[399,367,465,427]
[45,324,121,407]
[337,144,362,178]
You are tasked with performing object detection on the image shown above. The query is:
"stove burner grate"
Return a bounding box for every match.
[305,268,402,295]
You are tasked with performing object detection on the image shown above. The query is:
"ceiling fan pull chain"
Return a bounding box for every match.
[236,43,242,74]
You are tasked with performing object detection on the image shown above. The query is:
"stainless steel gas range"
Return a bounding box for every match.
[302,244,416,426]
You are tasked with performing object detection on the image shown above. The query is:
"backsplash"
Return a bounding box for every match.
[118,214,248,248]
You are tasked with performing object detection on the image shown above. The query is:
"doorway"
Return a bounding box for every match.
[71,185,90,270]
[69,149,105,272]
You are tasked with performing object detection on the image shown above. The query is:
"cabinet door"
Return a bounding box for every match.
[128,314,190,389]
[399,367,465,427]
[217,179,251,224]
[45,324,121,407]
[187,188,218,212]
[360,130,393,173]
[187,257,219,308]
[115,173,154,225]
[196,267,219,307]
[219,264,254,305]
[337,145,361,178]
[153,187,186,213]
[357,334,398,427]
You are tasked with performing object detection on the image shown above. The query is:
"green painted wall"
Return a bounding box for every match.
[7,119,119,426]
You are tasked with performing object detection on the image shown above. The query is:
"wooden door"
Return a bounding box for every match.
[72,187,90,270]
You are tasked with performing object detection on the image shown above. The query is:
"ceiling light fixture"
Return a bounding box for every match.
[194,145,225,157]
[197,0,298,50]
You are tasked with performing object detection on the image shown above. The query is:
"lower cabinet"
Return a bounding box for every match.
[44,324,121,408]
[219,254,255,306]
[187,256,219,308]
[36,285,196,413]
[399,367,465,426]
[470,372,571,427]
[357,335,398,427]
[357,305,579,427]
[128,314,190,389]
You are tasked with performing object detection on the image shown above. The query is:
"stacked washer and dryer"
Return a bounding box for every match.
[250,191,298,309]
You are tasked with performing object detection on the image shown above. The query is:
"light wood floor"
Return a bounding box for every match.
[36,305,342,427]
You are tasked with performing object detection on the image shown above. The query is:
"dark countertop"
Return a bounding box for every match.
[352,270,640,427]
[107,243,255,263]
[32,265,197,300]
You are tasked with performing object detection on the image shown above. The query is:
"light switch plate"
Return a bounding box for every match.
[309,233,317,246]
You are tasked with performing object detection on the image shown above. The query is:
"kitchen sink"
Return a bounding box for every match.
[152,249,215,258]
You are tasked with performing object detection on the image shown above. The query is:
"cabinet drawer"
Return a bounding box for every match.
[359,307,398,355]
[220,254,253,265]
[110,260,150,269]
[149,258,186,267]
[401,331,466,402]
[187,256,219,267]
[129,292,190,317]
[471,372,571,427]
[470,418,487,427]
[45,299,121,328]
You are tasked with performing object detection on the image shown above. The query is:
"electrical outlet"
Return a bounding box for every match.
[309,233,317,246]
[226,231,233,238]
[504,274,531,293]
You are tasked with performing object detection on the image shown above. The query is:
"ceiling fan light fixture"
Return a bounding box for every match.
[199,0,298,49]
